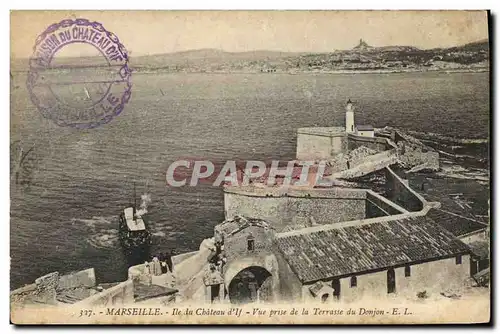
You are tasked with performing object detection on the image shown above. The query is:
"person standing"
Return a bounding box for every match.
[159,253,168,274]
[151,256,162,276]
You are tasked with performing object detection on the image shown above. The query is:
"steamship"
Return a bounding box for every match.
[118,187,152,255]
[118,206,152,250]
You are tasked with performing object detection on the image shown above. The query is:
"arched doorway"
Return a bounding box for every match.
[228,266,272,304]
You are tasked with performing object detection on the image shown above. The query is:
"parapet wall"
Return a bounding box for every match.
[224,187,367,232]
[76,280,134,306]
[347,133,391,152]
[366,191,405,217]
[296,127,439,174]
[11,269,98,306]
[127,240,213,301]
[385,166,426,212]
[224,164,429,233]
[128,247,207,289]
[296,127,395,162]
[58,268,96,290]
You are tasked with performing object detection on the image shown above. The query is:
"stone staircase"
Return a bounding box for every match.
[329,151,399,180]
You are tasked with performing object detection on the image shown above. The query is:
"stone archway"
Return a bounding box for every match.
[227,266,273,304]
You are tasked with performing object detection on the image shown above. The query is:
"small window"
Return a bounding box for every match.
[405,265,411,277]
[321,293,329,303]
[247,238,255,251]
[350,276,357,288]
[456,255,462,265]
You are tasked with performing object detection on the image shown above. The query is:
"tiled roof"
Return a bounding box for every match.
[275,216,470,283]
[426,209,487,237]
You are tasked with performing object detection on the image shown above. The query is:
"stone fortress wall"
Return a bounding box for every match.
[225,187,366,232]
[223,176,425,233]
[296,126,439,173]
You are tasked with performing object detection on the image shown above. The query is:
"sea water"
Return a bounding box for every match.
[10,71,490,288]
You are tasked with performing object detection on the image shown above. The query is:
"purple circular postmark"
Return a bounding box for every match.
[27,18,132,129]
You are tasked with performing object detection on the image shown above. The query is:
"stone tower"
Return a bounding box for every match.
[345,99,355,133]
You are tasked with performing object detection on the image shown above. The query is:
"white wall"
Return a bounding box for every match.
[356,130,374,138]
[77,280,134,306]
[460,230,487,244]
[346,112,355,133]
[300,256,470,303]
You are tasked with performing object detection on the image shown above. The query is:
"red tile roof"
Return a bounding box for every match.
[275,216,470,283]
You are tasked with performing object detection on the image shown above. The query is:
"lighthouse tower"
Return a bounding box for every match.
[345,99,355,133]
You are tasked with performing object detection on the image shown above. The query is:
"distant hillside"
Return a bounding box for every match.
[10,38,489,74]
[162,48,303,59]
[442,38,489,53]
[130,48,305,69]
[128,38,489,73]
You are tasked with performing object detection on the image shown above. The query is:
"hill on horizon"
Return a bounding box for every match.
[132,38,487,59]
[126,38,488,69]
[10,38,489,72]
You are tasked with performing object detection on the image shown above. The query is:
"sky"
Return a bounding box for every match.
[10,10,489,58]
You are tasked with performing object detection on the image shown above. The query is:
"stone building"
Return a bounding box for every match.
[212,216,279,303]
[356,124,375,138]
[427,208,489,278]
[216,101,473,304]
[296,100,383,160]
[211,214,472,304]
[274,216,471,303]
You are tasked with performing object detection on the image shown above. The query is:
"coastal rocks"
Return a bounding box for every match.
[407,162,439,173]
[348,146,378,166]
[35,272,59,292]
[398,143,440,172]
[34,272,59,305]
[327,146,378,172]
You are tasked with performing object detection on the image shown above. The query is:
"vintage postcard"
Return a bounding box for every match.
[10,10,490,324]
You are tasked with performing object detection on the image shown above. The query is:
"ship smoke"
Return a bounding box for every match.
[136,193,152,217]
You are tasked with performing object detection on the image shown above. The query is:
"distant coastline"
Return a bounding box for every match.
[10,38,489,76]
[130,67,489,75]
[10,66,489,75]
[128,38,489,75]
